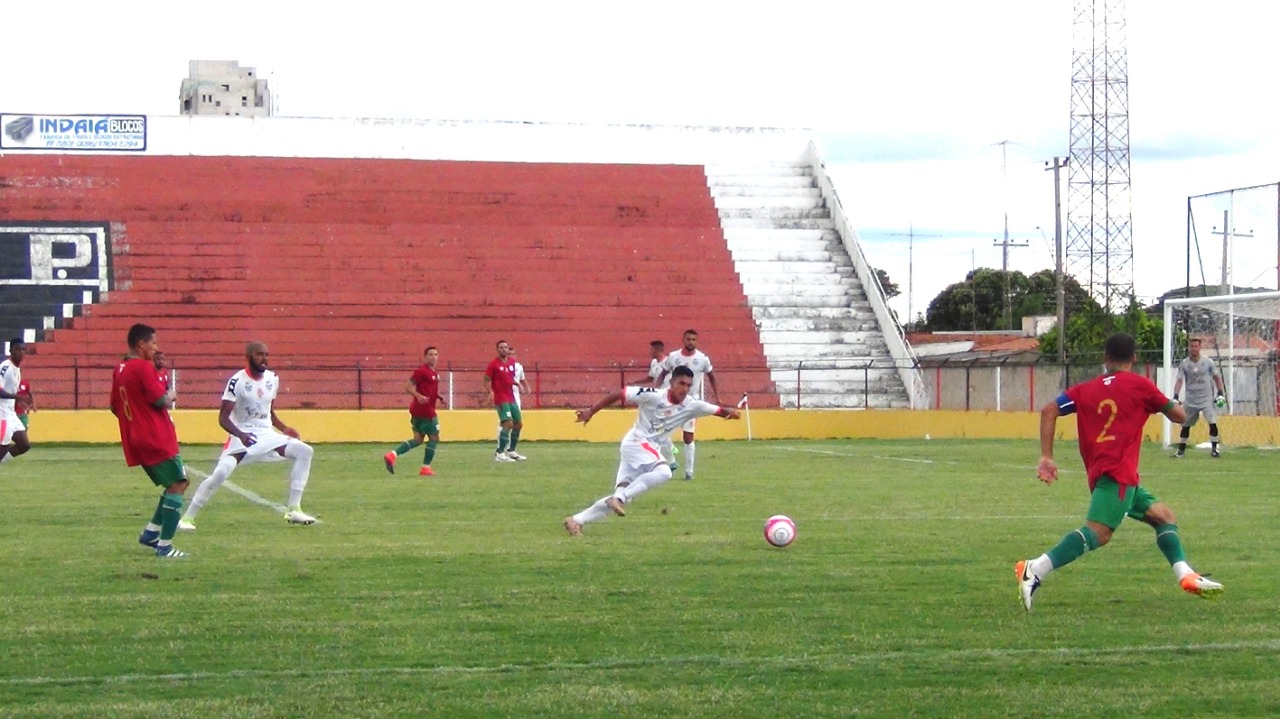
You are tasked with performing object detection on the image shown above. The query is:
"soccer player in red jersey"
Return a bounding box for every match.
[153,350,176,410]
[384,346,442,476]
[1016,332,1223,610]
[110,323,190,558]
[483,339,524,462]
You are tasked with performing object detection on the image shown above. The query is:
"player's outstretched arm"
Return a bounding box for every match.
[1162,400,1187,425]
[575,391,625,425]
[714,405,740,420]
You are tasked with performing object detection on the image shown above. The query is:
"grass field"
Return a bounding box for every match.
[1,438,1277,718]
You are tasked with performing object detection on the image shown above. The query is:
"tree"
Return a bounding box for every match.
[922,268,1095,331]
[1037,297,1169,362]
[872,268,900,300]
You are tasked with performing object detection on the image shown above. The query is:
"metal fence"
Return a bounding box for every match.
[28,352,1273,413]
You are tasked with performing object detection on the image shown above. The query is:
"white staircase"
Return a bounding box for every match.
[706,163,914,409]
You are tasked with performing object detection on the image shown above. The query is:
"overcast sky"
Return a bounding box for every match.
[4,0,1278,322]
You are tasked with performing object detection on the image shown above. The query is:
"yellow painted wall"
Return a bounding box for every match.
[25,408,1262,444]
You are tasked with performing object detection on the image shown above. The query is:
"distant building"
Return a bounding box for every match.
[179,61,271,117]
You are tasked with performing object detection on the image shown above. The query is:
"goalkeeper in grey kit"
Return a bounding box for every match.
[1171,338,1226,458]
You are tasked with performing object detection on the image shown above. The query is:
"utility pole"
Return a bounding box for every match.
[885,226,944,329]
[1211,209,1253,294]
[992,140,1029,330]
[1046,156,1069,362]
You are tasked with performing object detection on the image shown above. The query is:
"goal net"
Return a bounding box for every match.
[1162,291,1280,449]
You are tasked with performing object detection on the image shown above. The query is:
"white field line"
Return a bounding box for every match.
[186,467,321,524]
[5,639,1278,687]
[773,445,1047,473]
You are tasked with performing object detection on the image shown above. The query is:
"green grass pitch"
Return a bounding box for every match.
[1,438,1278,718]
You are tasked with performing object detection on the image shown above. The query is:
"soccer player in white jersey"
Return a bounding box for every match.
[564,366,739,536]
[179,341,317,529]
[655,329,719,480]
[638,340,667,387]
[0,339,32,465]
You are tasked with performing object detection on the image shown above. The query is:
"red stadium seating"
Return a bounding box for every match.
[0,155,776,409]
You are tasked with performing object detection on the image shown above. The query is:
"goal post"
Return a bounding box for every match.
[1162,290,1280,448]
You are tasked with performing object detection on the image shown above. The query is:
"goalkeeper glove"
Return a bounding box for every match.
[1215,393,1226,408]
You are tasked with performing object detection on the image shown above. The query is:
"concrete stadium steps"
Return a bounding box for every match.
[706,163,910,409]
[2,155,777,408]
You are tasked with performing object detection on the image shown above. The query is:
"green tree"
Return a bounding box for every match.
[923,268,1095,331]
[1037,297,1174,362]
[873,268,901,300]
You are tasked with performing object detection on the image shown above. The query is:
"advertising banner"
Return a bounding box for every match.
[1,113,146,151]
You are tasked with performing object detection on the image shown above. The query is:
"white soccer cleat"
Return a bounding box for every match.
[494,452,516,462]
[1015,560,1041,612]
[177,518,197,532]
[284,507,317,525]
[506,450,527,461]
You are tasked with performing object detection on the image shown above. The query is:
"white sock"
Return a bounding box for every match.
[1172,560,1194,581]
[573,497,612,525]
[284,440,313,507]
[1029,554,1054,579]
[186,455,237,519]
[684,441,696,475]
[620,465,673,502]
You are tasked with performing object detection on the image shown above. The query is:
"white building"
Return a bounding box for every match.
[179,60,271,117]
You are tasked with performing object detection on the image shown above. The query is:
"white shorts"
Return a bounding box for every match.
[221,428,297,465]
[681,418,697,434]
[615,434,668,487]
[0,408,22,445]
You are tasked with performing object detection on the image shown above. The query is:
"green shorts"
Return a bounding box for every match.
[142,456,187,488]
[410,416,440,436]
[1086,475,1158,529]
[495,402,522,424]
[18,415,29,429]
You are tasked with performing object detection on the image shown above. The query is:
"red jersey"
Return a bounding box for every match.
[408,364,439,418]
[1059,371,1172,489]
[14,379,31,417]
[111,357,180,467]
[485,357,517,405]
[157,368,171,391]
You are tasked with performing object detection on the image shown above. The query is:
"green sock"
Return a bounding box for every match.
[1045,525,1100,570]
[497,429,510,454]
[149,494,165,528]
[423,438,438,466]
[1155,523,1187,565]
[159,493,185,541]
[509,429,521,452]
[395,439,421,456]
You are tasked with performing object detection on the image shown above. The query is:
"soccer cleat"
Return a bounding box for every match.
[419,466,435,476]
[155,544,189,559]
[1015,560,1041,612]
[683,471,694,481]
[506,450,527,461]
[1172,450,1185,458]
[284,507,317,525]
[494,452,515,463]
[138,530,160,548]
[605,496,627,517]
[178,518,197,532]
[383,451,397,474]
[564,516,583,536]
[1180,573,1224,599]
[1211,448,1221,458]
[668,461,679,471]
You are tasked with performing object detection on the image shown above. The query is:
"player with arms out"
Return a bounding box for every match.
[1,339,32,465]
[656,329,718,480]
[384,346,443,476]
[110,324,189,558]
[484,339,525,462]
[1015,332,1224,611]
[564,366,740,536]
[179,341,317,530]
[1171,338,1226,458]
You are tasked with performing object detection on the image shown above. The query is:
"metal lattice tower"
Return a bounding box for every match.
[1066,0,1133,312]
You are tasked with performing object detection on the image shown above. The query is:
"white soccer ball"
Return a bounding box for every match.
[763,514,796,548]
